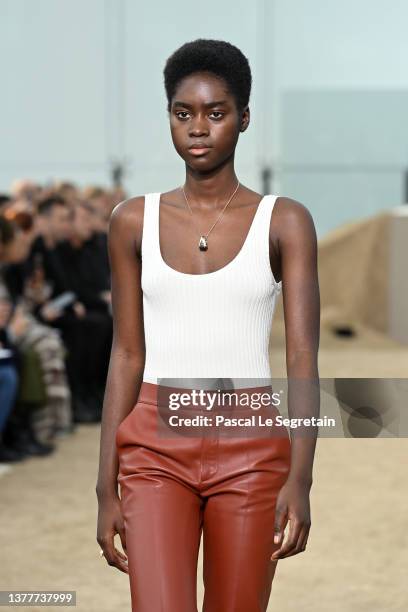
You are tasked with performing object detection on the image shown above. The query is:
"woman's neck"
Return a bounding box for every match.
[183,163,239,207]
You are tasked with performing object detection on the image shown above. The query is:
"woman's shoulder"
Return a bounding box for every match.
[273,196,317,245]
[108,195,147,243]
[274,194,311,213]
[110,194,146,217]
[274,195,315,227]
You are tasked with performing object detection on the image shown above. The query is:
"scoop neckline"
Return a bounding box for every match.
[155,192,267,278]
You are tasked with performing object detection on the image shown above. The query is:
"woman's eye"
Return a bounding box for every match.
[174,110,223,120]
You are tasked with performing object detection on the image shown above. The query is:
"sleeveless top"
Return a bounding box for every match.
[141,192,282,388]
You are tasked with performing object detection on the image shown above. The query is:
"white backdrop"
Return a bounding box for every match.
[2,0,408,237]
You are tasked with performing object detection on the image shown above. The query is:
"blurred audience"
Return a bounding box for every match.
[0,180,125,465]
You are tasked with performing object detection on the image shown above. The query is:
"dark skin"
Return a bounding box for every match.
[96,70,320,571]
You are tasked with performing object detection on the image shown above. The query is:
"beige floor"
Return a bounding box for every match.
[1,329,407,612]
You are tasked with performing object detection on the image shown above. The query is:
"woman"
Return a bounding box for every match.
[96,39,320,611]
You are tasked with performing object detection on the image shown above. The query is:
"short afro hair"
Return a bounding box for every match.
[163,39,252,113]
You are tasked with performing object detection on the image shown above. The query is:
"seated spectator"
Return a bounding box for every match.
[1,179,115,430]
[55,200,112,412]
[0,218,21,463]
[24,195,111,422]
[0,213,72,461]
[20,195,95,422]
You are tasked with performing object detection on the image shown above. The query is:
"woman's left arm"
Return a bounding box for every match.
[271,197,320,560]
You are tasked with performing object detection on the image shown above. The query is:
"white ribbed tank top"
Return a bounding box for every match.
[141,192,282,387]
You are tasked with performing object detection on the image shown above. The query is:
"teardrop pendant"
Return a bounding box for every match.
[199,235,208,251]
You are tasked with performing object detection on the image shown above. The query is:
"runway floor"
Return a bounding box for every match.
[1,327,407,611]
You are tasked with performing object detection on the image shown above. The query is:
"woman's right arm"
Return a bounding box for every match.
[95,196,145,573]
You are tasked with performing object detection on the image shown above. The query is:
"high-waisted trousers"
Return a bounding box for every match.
[116,381,291,612]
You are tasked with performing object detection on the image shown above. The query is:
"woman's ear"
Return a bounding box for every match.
[240,106,250,132]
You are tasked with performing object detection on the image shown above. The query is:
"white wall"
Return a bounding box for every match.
[1,0,408,236]
[0,0,264,193]
[1,0,107,185]
[270,0,408,234]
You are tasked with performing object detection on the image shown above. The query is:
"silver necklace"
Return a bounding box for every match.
[181,181,240,251]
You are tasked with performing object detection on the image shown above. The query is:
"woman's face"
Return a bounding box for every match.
[169,71,249,172]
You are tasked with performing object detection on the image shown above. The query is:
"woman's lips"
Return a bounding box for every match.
[189,146,211,156]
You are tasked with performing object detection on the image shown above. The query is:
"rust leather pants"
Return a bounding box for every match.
[116,382,291,612]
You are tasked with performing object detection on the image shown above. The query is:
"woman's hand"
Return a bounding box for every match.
[271,477,312,560]
[96,493,129,574]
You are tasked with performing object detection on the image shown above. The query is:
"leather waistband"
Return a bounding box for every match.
[137,381,275,407]
[137,382,160,405]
